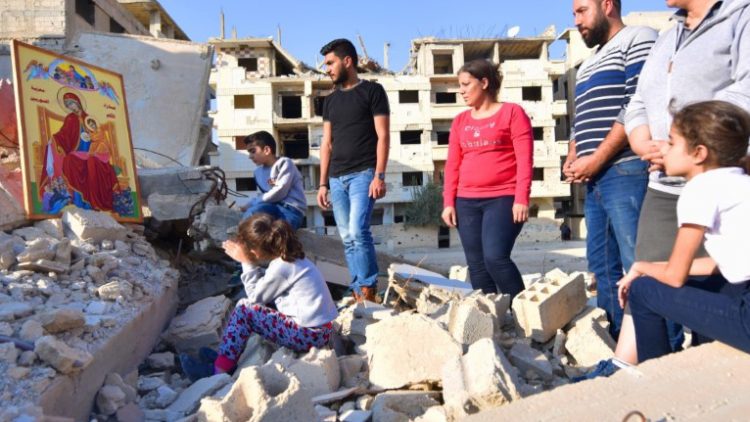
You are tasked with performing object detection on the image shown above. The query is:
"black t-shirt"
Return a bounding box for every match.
[322,80,390,177]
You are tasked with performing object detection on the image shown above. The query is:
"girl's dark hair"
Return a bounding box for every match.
[458,59,503,99]
[672,101,750,173]
[236,214,304,262]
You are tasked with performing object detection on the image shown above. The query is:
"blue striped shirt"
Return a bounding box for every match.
[573,26,657,164]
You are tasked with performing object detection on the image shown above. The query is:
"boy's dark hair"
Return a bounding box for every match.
[672,100,750,173]
[243,130,277,155]
[236,213,304,262]
[458,59,503,100]
[320,38,358,64]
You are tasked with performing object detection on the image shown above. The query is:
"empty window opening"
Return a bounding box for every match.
[238,58,258,71]
[281,95,302,118]
[236,177,257,192]
[533,127,544,140]
[322,211,337,227]
[435,92,457,104]
[76,0,95,26]
[370,208,384,226]
[436,131,450,145]
[235,95,255,109]
[522,86,543,102]
[533,168,545,181]
[400,130,422,145]
[394,215,405,224]
[313,96,326,116]
[402,172,424,187]
[110,18,125,34]
[279,130,309,159]
[433,54,454,74]
[399,90,419,104]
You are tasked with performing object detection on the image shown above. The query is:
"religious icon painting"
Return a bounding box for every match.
[10,40,142,223]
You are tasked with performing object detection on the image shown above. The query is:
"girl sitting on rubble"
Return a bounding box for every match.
[615,100,750,363]
[180,213,338,380]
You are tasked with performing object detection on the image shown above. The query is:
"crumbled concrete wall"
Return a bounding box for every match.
[68,32,213,167]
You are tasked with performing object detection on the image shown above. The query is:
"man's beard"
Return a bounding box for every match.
[332,69,348,85]
[581,12,611,48]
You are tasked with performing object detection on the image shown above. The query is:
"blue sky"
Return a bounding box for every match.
[160,0,671,70]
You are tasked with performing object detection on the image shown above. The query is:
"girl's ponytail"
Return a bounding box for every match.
[269,219,305,262]
[236,213,305,262]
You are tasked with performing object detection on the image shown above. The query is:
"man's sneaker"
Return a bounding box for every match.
[179,353,214,382]
[571,359,618,383]
[352,286,377,303]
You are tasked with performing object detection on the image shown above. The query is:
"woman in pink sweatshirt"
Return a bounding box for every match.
[441,59,533,298]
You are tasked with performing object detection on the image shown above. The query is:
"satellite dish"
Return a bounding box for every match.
[507,26,520,38]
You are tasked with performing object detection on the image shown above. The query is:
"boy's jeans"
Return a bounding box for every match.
[330,168,378,290]
[585,159,648,339]
[242,201,304,230]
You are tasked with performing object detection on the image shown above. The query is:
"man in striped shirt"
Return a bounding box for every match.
[564,0,657,338]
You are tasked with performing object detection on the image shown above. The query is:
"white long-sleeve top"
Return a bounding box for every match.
[240,257,337,327]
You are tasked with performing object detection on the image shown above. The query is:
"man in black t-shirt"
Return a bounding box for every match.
[317,38,390,303]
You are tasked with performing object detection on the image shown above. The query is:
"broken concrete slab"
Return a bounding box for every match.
[146,352,175,370]
[509,343,553,381]
[564,307,615,367]
[353,301,397,320]
[166,373,231,415]
[371,391,441,422]
[234,334,274,374]
[38,309,86,333]
[387,264,474,315]
[162,295,231,354]
[442,338,522,419]
[267,347,341,397]
[62,209,127,243]
[366,313,462,389]
[448,297,494,346]
[339,354,367,388]
[95,385,127,416]
[340,409,373,422]
[466,343,750,421]
[311,386,361,405]
[196,364,318,422]
[512,271,587,342]
[34,335,93,374]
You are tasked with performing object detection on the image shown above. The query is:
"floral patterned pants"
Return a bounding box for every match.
[218,303,334,362]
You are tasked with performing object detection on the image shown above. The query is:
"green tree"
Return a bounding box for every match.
[404,180,444,228]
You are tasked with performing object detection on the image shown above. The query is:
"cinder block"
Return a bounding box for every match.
[512,271,586,342]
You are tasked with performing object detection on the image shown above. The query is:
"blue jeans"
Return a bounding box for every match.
[242,201,304,230]
[330,168,378,289]
[629,274,750,362]
[584,159,648,338]
[455,196,525,298]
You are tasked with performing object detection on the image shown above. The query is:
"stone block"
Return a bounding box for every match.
[366,314,462,389]
[449,265,469,282]
[38,308,85,333]
[0,302,34,321]
[96,385,126,416]
[34,219,64,240]
[0,342,18,363]
[163,295,231,354]
[340,409,373,422]
[97,279,134,301]
[353,301,396,320]
[167,373,231,415]
[146,352,175,370]
[34,335,93,374]
[339,354,366,387]
[512,271,586,342]
[509,343,553,381]
[371,391,441,422]
[448,298,494,346]
[442,338,522,419]
[267,347,340,397]
[19,319,45,343]
[564,306,615,367]
[196,364,317,422]
[235,334,273,373]
[17,259,69,273]
[62,209,126,243]
[310,387,360,405]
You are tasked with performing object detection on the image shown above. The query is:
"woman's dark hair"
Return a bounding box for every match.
[320,38,358,64]
[458,59,503,99]
[243,130,277,154]
[672,100,750,173]
[236,213,304,262]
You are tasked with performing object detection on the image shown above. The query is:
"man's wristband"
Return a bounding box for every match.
[319,183,329,190]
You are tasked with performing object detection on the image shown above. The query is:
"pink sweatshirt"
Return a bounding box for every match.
[443,103,533,207]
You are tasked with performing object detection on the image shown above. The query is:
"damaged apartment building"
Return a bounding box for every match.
[209,27,571,251]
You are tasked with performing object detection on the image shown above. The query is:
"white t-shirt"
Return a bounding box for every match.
[677,167,750,283]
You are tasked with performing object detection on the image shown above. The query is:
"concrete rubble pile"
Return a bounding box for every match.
[107,262,613,422]
[0,208,180,421]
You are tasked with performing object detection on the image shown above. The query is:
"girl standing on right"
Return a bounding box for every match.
[618,100,750,362]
